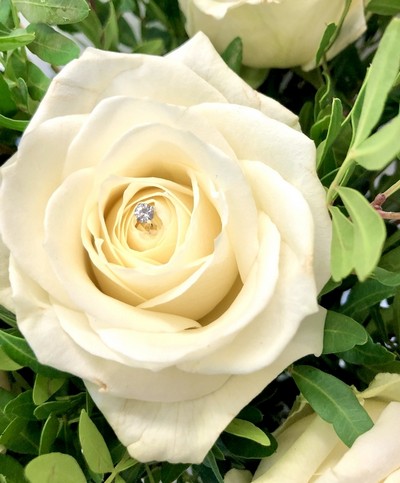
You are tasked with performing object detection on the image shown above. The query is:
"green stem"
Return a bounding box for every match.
[326,153,355,204]
[145,464,156,483]
[383,179,400,199]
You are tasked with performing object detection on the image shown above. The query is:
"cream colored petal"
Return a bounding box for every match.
[315,402,400,483]
[224,469,252,483]
[179,160,320,373]
[185,0,263,18]
[192,103,332,291]
[9,257,225,401]
[168,32,299,129]
[86,309,325,464]
[385,468,400,483]
[0,234,13,311]
[253,414,339,483]
[0,116,86,309]
[27,47,228,132]
[63,97,235,176]
[139,232,237,319]
[359,372,400,403]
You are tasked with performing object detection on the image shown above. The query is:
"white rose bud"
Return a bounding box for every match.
[178,0,367,69]
[0,33,331,463]
[243,373,400,482]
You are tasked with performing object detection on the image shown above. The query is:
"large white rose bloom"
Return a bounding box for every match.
[0,33,331,463]
[226,373,400,482]
[178,0,367,69]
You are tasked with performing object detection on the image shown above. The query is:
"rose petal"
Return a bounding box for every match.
[10,258,229,402]
[192,102,331,291]
[0,116,86,308]
[63,97,236,177]
[253,413,338,483]
[167,32,300,129]
[86,310,325,464]
[315,402,400,483]
[28,49,229,132]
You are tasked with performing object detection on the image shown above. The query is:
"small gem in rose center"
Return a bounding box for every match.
[134,203,155,224]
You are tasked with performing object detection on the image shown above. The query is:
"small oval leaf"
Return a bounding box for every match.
[78,409,114,473]
[25,453,86,483]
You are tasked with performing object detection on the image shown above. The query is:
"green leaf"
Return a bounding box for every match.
[13,0,90,25]
[0,417,40,454]
[0,346,22,370]
[338,335,396,366]
[239,65,268,89]
[366,0,400,15]
[322,311,368,354]
[0,113,29,131]
[315,23,337,65]
[26,60,51,101]
[25,453,86,483]
[352,18,400,146]
[351,113,400,170]
[224,419,271,447]
[0,74,17,115]
[132,38,164,55]
[39,414,60,455]
[0,28,35,51]
[160,463,190,483]
[342,279,396,317]
[317,98,343,168]
[102,1,118,50]
[329,205,354,281]
[373,267,400,287]
[0,331,67,378]
[26,23,79,65]
[380,245,400,272]
[221,37,242,75]
[4,390,35,420]
[78,409,114,473]
[33,374,65,405]
[0,454,26,483]
[34,393,85,420]
[0,0,12,24]
[292,365,373,447]
[337,186,386,281]
[202,450,224,483]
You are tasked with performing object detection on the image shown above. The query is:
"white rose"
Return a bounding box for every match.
[243,373,400,482]
[0,33,331,463]
[178,0,367,69]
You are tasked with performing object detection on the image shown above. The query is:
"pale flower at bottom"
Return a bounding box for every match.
[226,373,400,483]
[0,33,331,463]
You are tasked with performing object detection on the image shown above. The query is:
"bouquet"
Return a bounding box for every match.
[0,0,399,481]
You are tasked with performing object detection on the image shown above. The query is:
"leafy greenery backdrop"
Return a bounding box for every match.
[1,0,400,481]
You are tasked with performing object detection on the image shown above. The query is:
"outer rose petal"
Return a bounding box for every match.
[87,307,325,464]
[315,403,400,483]
[179,0,366,69]
[0,236,13,312]
[167,32,300,129]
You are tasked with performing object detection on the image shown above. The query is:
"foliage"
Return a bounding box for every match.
[1,0,400,481]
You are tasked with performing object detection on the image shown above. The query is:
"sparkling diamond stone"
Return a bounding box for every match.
[134,203,155,224]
